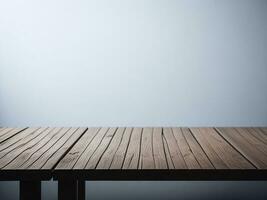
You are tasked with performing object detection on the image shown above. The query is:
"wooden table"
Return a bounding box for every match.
[0,127,267,200]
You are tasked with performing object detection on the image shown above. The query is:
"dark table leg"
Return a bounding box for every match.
[20,180,41,200]
[78,180,85,200]
[58,179,85,200]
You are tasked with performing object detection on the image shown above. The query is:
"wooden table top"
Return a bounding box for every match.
[0,127,267,180]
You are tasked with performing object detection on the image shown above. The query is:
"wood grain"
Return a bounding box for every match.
[0,127,266,176]
[217,128,267,169]
[162,128,187,169]
[122,128,142,169]
[110,128,133,169]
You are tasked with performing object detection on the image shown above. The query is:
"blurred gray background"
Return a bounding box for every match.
[0,0,267,199]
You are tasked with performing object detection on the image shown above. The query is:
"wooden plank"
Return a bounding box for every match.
[260,128,267,135]
[0,128,51,168]
[97,128,125,169]
[122,128,142,169]
[172,128,200,169]
[162,128,187,169]
[139,128,155,169]
[0,128,41,153]
[0,126,266,175]
[19,128,69,169]
[248,128,267,145]
[110,128,133,169]
[0,128,13,137]
[85,128,117,169]
[190,128,228,169]
[162,134,175,169]
[0,128,27,143]
[0,128,13,136]
[236,128,267,156]
[0,127,7,133]
[28,128,74,169]
[30,128,86,169]
[56,128,100,169]
[4,128,63,169]
[217,128,267,169]
[152,128,168,169]
[73,128,109,169]
[201,128,253,169]
[181,128,213,169]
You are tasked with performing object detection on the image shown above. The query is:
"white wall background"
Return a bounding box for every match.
[1,0,267,126]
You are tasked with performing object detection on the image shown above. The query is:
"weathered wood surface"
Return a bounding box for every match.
[0,127,87,170]
[1,127,267,173]
[56,127,267,170]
